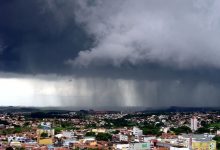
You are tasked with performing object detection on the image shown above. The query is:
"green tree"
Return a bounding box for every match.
[85,132,96,136]
[170,126,192,135]
[41,132,48,138]
[111,130,120,134]
[213,136,220,149]
[195,127,210,134]
[96,133,112,141]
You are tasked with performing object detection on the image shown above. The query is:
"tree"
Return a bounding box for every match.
[41,132,48,138]
[213,136,220,149]
[96,133,112,141]
[111,130,120,134]
[195,127,210,134]
[85,132,96,136]
[141,123,161,136]
[6,147,13,150]
[170,126,192,135]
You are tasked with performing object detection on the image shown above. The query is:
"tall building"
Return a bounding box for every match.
[133,127,143,137]
[190,116,198,132]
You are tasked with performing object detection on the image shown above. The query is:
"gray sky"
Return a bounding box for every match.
[0,0,220,107]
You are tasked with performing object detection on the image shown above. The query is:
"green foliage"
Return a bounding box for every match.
[104,118,135,128]
[155,122,164,127]
[170,126,192,135]
[195,127,210,134]
[85,132,96,136]
[54,127,64,134]
[0,126,31,135]
[23,122,30,126]
[14,127,22,133]
[41,132,48,138]
[140,123,162,136]
[213,136,220,149]
[95,133,112,141]
[111,130,120,134]
[54,122,75,132]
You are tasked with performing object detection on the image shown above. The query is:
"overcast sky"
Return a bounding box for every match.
[0,0,220,108]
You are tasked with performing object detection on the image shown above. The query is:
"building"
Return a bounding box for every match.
[113,143,130,150]
[133,127,143,137]
[217,130,220,135]
[170,147,189,150]
[179,134,216,150]
[192,140,216,150]
[129,142,151,150]
[62,131,75,139]
[36,123,55,145]
[190,117,198,132]
[91,128,106,133]
[119,134,128,142]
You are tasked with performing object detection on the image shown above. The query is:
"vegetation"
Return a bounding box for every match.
[196,122,220,134]
[95,133,112,141]
[104,118,136,128]
[170,126,192,135]
[213,136,220,149]
[195,127,210,134]
[40,132,48,138]
[0,126,31,135]
[54,127,64,134]
[85,132,96,136]
[111,130,120,134]
[54,122,76,134]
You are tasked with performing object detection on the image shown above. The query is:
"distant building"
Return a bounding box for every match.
[119,134,128,142]
[133,127,143,137]
[217,130,220,135]
[91,128,106,133]
[40,122,52,128]
[37,122,54,145]
[170,147,189,150]
[129,142,151,150]
[62,131,74,139]
[190,117,198,131]
[192,140,216,150]
[113,143,130,150]
[179,133,216,150]
[0,124,5,129]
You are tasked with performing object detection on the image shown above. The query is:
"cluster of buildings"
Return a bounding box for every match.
[0,111,219,149]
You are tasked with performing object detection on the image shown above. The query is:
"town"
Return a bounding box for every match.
[0,107,219,150]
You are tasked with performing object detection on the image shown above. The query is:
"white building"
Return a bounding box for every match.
[119,134,128,142]
[62,131,75,139]
[190,117,198,131]
[133,127,143,137]
[143,136,156,143]
[217,130,220,135]
[41,122,52,128]
[170,147,190,150]
[113,143,130,150]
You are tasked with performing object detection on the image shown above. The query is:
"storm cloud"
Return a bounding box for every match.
[72,0,220,68]
[0,0,220,108]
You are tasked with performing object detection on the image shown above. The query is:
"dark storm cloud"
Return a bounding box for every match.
[72,0,220,69]
[0,0,220,107]
[0,0,92,73]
